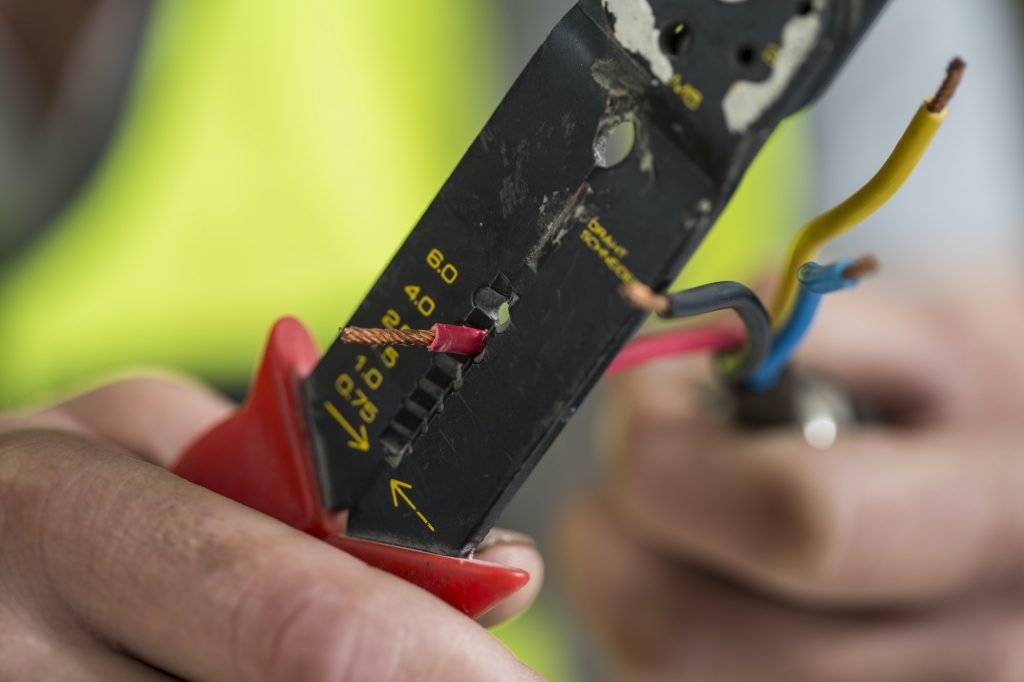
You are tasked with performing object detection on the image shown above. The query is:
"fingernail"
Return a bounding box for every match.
[477,529,536,552]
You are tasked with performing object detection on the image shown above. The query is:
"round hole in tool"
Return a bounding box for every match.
[659,20,690,57]
[494,302,512,334]
[593,119,636,169]
[736,45,756,66]
[796,0,814,15]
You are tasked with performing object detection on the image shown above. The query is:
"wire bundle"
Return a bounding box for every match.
[609,59,965,389]
[745,257,876,391]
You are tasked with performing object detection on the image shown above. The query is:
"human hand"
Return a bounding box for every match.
[0,377,542,681]
[560,287,1024,681]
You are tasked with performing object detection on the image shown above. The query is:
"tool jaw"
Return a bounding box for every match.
[302,0,892,558]
[578,0,890,184]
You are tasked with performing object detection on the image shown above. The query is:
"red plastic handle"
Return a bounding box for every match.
[174,317,528,619]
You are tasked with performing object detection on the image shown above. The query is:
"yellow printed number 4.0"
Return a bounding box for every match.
[390,479,436,533]
[324,401,370,452]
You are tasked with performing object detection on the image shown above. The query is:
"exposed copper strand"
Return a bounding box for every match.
[339,327,435,347]
[621,282,672,315]
[927,57,966,113]
[841,254,880,281]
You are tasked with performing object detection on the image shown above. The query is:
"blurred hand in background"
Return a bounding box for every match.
[561,286,1024,681]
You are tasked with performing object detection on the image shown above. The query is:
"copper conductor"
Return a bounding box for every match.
[841,254,880,281]
[621,282,671,315]
[339,327,435,347]
[927,57,966,113]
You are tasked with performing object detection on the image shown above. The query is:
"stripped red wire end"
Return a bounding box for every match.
[338,324,488,357]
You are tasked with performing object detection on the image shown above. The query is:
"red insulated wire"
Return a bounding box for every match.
[340,322,740,372]
[605,326,744,377]
[339,323,488,357]
[427,324,488,356]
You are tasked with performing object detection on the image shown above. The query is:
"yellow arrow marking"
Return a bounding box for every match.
[324,401,370,452]
[389,479,436,533]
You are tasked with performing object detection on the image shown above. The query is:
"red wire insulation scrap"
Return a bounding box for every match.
[605,326,744,377]
[427,324,489,356]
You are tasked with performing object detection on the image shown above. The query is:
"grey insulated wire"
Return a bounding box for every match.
[660,281,772,382]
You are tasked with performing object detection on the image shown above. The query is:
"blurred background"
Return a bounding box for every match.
[1,1,1020,679]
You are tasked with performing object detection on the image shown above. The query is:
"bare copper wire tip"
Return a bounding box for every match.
[621,281,671,315]
[927,57,966,113]
[842,254,880,281]
[339,327,435,347]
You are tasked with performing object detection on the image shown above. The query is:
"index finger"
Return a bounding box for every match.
[794,291,1009,424]
[0,376,234,468]
[607,410,1016,606]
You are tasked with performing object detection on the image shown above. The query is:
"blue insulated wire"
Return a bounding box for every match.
[746,259,859,391]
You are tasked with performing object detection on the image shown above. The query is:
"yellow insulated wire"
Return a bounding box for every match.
[768,103,946,329]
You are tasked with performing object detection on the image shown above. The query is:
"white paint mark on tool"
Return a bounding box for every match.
[722,0,826,134]
[603,0,674,84]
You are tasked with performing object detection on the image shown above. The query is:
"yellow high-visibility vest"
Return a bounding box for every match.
[0,1,499,405]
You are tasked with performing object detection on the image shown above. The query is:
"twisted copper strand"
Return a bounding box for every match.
[338,327,435,347]
[620,282,671,315]
[927,57,966,113]
[841,254,880,281]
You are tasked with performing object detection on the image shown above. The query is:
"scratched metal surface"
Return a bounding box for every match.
[304,0,888,556]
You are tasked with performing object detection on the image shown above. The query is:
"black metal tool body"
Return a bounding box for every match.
[303,0,889,557]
